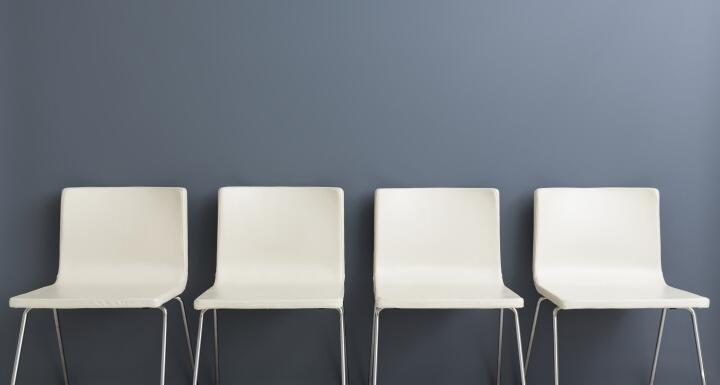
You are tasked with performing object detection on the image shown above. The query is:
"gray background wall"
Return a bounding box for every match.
[1,1,718,385]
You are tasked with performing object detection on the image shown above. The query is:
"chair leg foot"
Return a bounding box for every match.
[687,308,707,385]
[510,308,527,385]
[648,308,667,385]
[524,297,546,374]
[174,297,195,368]
[10,308,31,385]
[552,307,560,385]
[496,309,503,385]
[53,309,70,385]
[193,310,208,385]
[338,308,347,385]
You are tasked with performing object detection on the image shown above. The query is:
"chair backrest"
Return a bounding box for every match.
[215,187,344,288]
[533,188,664,286]
[57,187,188,285]
[374,188,503,288]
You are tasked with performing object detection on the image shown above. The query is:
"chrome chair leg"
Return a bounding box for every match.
[370,307,526,385]
[370,308,381,385]
[10,308,31,385]
[552,307,560,385]
[687,308,707,385]
[193,309,208,385]
[510,308,527,385]
[213,309,219,385]
[11,305,192,385]
[159,307,168,385]
[174,297,194,367]
[648,308,667,385]
[339,307,348,385]
[496,309,503,385]
[368,308,376,385]
[524,297,546,373]
[53,309,70,385]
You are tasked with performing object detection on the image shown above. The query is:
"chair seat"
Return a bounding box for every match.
[538,283,710,310]
[9,282,184,309]
[375,283,524,309]
[193,283,343,310]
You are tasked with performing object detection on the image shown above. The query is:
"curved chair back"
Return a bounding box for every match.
[215,187,344,288]
[374,188,503,288]
[57,187,188,285]
[533,188,664,286]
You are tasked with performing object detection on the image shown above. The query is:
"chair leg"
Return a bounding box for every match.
[174,297,194,367]
[369,307,381,385]
[510,308,527,385]
[648,308,667,385]
[10,308,31,385]
[367,309,375,385]
[552,307,560,385]
[524,297,546,374]
[338,307,348,385]
[193,309,208,385]
[158,307,168,385]
[213,309,219,385]
[687,308,707,385]
[53,309,70,385]
[496,309,503,385]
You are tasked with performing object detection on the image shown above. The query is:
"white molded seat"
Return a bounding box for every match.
[8,187,192,385]
[526,187,710,385]
[370,188,526,385]
[194,283,342,309]
[533,188,709,310]
[191,186,347,385]
[10,187,188,309]
[193,187,344,310]
[10,283,187,309]
[374,188,522,309]
[376,283,523,309]
[538,283,708,310]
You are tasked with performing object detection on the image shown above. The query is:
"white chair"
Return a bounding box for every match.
[192,187,346,385]
[371,188,526,385]
[526,188,710,385]
[9,187,193,385]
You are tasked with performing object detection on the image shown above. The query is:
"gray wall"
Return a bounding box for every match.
[2,1,719,385]
[1,0,10,204]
